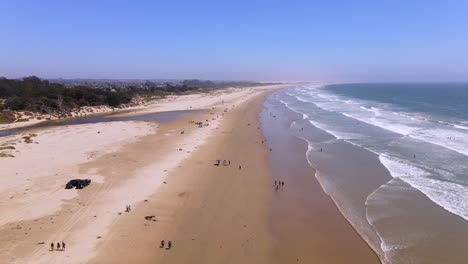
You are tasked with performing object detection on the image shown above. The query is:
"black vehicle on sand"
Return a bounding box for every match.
[65,179,91,189]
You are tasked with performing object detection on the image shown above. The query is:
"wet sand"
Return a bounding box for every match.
[261,95,381,263]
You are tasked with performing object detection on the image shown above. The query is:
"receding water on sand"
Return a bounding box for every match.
[260,93,381,263]
[267,84,468,264]
[0,110,202,137]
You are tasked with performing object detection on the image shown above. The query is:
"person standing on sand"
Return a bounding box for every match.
[57,242,61,251]
[161,240,165,248]
[239,165,242,170]
[274,180,277,186]
[51,243,54,251]
[62,241,66,251]
[168,241,172,249]
[228,160,231,165]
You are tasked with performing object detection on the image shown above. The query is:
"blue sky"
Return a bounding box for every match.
[1,0,467,82]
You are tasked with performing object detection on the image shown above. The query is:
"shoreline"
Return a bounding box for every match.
[311,151,384,261]
[310,145,384,262]
[261,91,381,263]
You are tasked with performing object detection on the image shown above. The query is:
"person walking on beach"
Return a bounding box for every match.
[168,241,172,249]
[160,240,165,248]
[62,241,66,251]
[228,160,231,165]
[239,165,242,170]
[56,242,61,251]
[282,181,285,187]
[274,180,277,186]
[50,242,54,251]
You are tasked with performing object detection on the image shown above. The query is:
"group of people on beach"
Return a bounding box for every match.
[274,180,285,191]
[160,240,172,249]
[220,159,243,171]
[125,205,132,212]
[50,241,66,251]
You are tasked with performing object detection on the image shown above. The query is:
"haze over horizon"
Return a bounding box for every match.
[1,0,467,83]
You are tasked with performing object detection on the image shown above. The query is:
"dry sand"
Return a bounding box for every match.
[0,84,380,264]
[89,89,277,264]
[0,85,281,263]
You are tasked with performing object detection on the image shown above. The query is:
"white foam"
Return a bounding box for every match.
[453,124,468,130]
[330,107,419,136]
[278,99,309,120]
[296,85,468,158]
[410,128,468,156]
[360,106,383,117]
[282,86,468,222]
[379,155,468,221]
[295,96,309,103]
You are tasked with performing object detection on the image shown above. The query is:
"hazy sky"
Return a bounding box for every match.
[1,0,467,82]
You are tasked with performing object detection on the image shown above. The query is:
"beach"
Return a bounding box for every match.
[0,85,380,264]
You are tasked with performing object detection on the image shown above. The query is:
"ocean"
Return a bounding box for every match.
[268,83,468,264]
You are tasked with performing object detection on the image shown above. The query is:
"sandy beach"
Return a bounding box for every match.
[0,85,380,264]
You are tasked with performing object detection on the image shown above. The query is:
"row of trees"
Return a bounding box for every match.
[0,76,270,114]
[0,77,200,113]
[0,76,134,112]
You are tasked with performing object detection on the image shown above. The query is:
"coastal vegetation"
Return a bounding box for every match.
[0,76,133,113]
[0,76,271,123]
[0,110,16,123]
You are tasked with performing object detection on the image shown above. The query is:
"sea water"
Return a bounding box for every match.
[270,83,468,264]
